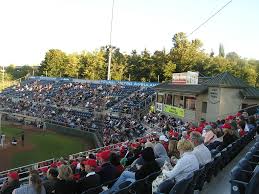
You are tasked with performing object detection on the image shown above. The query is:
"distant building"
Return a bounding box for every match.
[154,72,259,122]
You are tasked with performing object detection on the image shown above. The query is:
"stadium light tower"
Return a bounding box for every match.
[1,65,4,84]
[107,0,115,80]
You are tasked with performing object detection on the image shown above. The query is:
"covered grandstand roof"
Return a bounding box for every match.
[241,87,259,99]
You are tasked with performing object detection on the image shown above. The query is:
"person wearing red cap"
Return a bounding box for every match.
[0,172,20,194]
[96,150,117,184]
[77,159,101,193]
[222,123,238,148]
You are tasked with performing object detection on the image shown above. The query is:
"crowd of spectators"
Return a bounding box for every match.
[1,110,257,194]
[1,79,142,111]
[111,87,155,114]
[0,79,155,146]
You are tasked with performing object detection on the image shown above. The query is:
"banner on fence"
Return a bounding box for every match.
[164,104,185,117]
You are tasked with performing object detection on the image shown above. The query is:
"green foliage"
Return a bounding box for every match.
[34,32,258,86]
[40,49,68,77]
[164,61,176,81]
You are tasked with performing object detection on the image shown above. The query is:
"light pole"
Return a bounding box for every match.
[107,0,115,80]
[0,113,2,135]
[2,66,4,84]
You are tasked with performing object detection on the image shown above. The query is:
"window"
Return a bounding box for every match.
[173,95,184,108]
[166,94,172,105]
[185,97,196,110]
[202,102,207,113]
[157,94,164,103]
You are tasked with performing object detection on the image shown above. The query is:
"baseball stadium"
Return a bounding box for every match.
[1,1,259,194]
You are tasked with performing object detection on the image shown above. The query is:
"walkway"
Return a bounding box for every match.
[200,139,256,194]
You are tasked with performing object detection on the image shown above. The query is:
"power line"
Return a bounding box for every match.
[188,0,232,37]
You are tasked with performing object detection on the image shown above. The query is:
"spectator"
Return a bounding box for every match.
[157,139,199,194]
[190,131,212,166]
[159,135,169,151]
[12,173,46,194]
[77,159,101,193]
[54,165,76,194]
[102,147,160,194]
[168,139,180,165]
[0,172,20,194]
[43,168,58,194]
[230,121,240,138]
[154,143,170,168]
[204,127,218,146]
[222,123,238,148]
[144,141,154,149]
[110,153,124,176]
[40,168,48,182]
[96,150,117,184]
[238,120,246,137]
[79,163,87,178]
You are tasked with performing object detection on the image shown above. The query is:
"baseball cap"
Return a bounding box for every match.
[8,172,19,180]
[84,159,97,168]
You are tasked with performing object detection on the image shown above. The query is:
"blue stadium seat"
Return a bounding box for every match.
[169,173,193,194]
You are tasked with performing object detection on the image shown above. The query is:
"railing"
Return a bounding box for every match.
[0,158,54,187]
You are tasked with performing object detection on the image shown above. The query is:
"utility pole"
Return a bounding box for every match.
[107,0,115,80]
[0,113,2,135]
[157,75,160,82]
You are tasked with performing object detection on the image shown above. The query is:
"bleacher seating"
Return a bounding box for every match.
[230,138,259,194]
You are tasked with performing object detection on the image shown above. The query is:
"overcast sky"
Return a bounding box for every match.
[0,0,258,66]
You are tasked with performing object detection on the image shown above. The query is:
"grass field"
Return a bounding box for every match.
[0,124,95,170]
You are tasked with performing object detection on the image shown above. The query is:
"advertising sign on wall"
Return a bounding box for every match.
[208,87,220,104]
[164,104,185,117]
[172,71,199,85]
[155,103,163,112]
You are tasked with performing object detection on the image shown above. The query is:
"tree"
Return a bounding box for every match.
[65,54,80,78]
[219,43,225,57]
[39,49,68,77]
[170,32,205,72]
[6,65,34,79]
[152,49,169,82]
[111,48,126,81]
[126,50,142,81]
[163,61,176,81]
[82,49,106,80]
[226,52,239,61]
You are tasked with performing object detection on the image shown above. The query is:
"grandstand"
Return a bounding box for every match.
[0,76,259,194]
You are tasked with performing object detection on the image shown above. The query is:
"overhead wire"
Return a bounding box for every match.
[188,0,233,37]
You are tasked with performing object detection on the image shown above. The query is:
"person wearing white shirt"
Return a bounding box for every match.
[157,139,199,193]
[190,131,212,166]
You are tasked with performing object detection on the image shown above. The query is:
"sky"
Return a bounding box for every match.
[0,0,258,66]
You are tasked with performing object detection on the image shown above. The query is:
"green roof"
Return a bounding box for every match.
[241,87,259,99]
[154,72,259,99]
[203,72,247,88]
